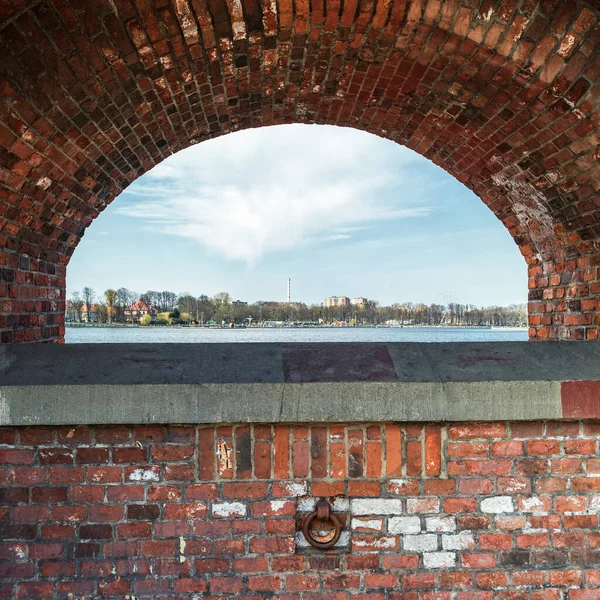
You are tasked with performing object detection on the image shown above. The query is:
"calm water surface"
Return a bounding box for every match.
[66,327,528,343]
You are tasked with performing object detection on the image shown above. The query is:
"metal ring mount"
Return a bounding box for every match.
[302,499,342,550]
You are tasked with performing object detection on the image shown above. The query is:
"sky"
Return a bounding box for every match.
[67,124,526,307]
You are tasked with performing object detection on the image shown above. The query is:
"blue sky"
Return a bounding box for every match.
[67,124,526,306]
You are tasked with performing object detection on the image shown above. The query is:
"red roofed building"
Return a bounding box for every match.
[66,300,100,322]
[124,299,157,323]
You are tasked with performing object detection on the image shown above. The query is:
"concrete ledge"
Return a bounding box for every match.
[0,342,599,425]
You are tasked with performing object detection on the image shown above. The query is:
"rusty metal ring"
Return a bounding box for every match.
[302,500,342,550]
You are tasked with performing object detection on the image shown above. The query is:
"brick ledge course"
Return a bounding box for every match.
[1,343,599,425]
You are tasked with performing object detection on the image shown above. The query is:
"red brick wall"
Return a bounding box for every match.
[1,1,600,343]
[2,422,600,598]
[528,257,600,341]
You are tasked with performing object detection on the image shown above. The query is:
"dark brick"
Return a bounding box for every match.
[127,504,160,520]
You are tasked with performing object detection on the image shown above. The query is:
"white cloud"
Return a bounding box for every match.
[117,125,433,264]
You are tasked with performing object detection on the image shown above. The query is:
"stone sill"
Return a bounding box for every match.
[0,342,599,425]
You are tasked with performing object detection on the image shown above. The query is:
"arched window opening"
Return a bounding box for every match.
[66,125,527,343]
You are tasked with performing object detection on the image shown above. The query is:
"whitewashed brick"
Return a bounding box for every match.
[442,531,475,551]
[481,496,514,514]
[403,534,438,552]
[387,479,414,494]
[423,552,456,569]
[296,530,350,548]
[426,517,456,532]
[128,468,159,482]
[351,518,383,532]
[280,481,307,497]
[388,516,421,535]
[519,496,547,513]
[299,497,349,513]
[332,497,350,512]
[351,499,402,516]
[36,176,52,190]
[267,501,291,515]
[212,502,246,518]
[297,498,317,512]
[406,498,440,514]
[589,496,600,513]
[501,478,529,493]
[353,536,397,551]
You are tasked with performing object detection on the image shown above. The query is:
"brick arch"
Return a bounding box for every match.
[0,1,599,343]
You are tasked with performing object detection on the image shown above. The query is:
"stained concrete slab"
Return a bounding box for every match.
[2,341,599,385]
[0,343,284,385]
[385,344,441,382]
[0,342,597,425]
[282,344,397,382]
[416,342,600,382]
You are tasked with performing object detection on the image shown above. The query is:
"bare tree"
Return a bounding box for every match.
[117,288,138,322]
[116,288,128,321]
[116,288,125,321]
[213,292,231,305]
[96,303,108,323]
[161,291,178,312]
[70,285,528,329]
[82,287,95,322]
[197,295,213,323]
[104,289,117,324]
[70,292,84,322]
[178,294,197,320]
[142,290,161,309]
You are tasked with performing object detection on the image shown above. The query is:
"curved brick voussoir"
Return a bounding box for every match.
[0,1,599,342]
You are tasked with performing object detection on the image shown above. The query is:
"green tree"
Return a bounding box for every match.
[140,314,152,326]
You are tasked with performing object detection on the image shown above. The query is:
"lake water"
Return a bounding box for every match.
[65,327,529,343]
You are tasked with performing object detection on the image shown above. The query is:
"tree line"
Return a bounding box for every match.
[68,288,179,323]
[68,287,527,327]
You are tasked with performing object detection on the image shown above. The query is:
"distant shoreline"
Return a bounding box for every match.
[66,323,528,331]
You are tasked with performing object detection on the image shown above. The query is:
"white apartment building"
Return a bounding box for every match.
[324,296,350,308]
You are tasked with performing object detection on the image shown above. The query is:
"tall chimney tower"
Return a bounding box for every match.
[287,278,291,304]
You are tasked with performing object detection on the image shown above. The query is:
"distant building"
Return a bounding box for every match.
[325,296,350,308]
[65,300,98,322]
[351,297,368,306]
[232,300,248,307]
[124,299,157,323]
[65,300,78,322]
[82,304,99,322]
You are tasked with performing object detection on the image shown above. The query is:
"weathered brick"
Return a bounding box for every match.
[127,504,160,520]
[2,420,600,596]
